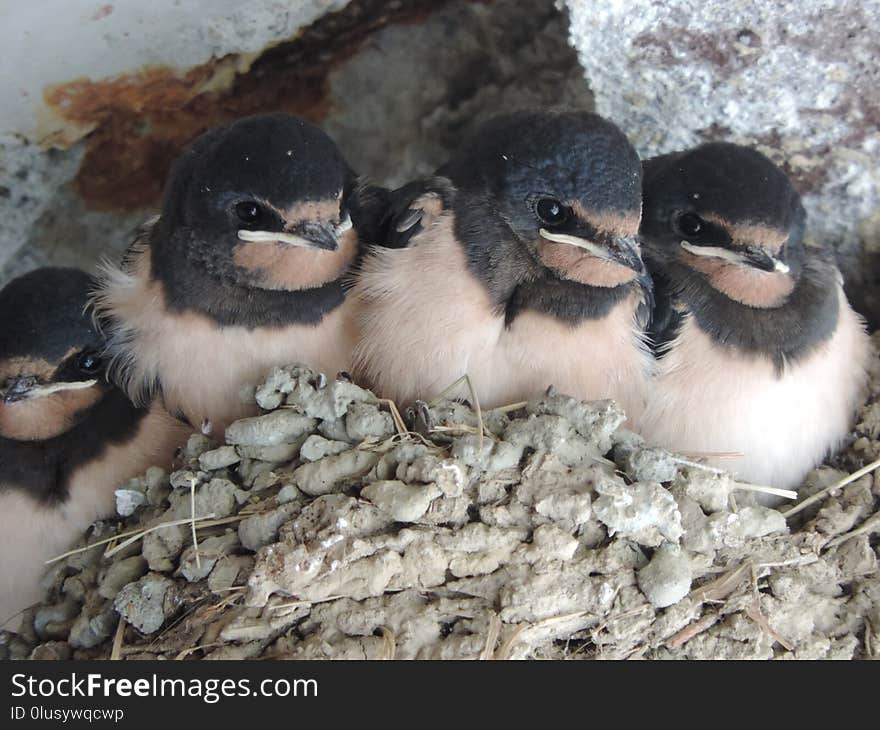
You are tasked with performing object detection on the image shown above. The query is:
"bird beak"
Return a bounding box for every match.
[742,246,791,273]
[238,213,352,252]
[0,375,98,404]
[679,241,790,274]
[540,229,645,273]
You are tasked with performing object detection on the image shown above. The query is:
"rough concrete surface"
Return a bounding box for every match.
[1,0,878,662]
[0,0,589,285]
[5,344,878,661]
[565,0,880,326]
[2,0,879,325]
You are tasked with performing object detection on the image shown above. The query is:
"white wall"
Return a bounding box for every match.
[0,0,349,142]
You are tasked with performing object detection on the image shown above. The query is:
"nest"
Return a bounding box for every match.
[4,337,880,661]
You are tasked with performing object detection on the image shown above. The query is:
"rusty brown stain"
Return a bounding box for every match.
[46,59,330,210]
[43,0,452,212]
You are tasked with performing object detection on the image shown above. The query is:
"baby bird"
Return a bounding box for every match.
[639,142,871,493]
[352,109,653,419]
[0,268,187,630]
[91,113,387,433]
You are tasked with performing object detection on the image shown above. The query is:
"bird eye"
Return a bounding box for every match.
[235,200,264,224]
[676,212,706,238]
[76,351,103,375]
[535,197,569,226]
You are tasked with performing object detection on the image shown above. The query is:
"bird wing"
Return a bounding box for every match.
[645,263,685,357]
[383,176,456,249]
[346,177,392,248]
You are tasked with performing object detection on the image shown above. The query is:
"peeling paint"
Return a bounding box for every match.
[40,0,449,211]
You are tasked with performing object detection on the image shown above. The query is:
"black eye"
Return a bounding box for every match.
[235,201,264,224]
[676,212,706,238]
[77,351,102,375]
[535,197,569,226]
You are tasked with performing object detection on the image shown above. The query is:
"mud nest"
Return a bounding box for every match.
[5,337,880,660]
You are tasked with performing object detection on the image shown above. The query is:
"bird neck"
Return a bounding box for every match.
[666,252,840,368]
[452,199,641,326]
[0,388,149,504]
[504,275,638,327]
[149,231,347,329]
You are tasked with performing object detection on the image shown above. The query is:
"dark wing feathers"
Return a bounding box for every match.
[382,176,456,249]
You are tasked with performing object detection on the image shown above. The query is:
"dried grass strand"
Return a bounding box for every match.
[783,457,880,519]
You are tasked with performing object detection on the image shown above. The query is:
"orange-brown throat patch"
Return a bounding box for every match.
[0,383,105,441]
[681,250,795,308]
[537,203,641,286]
[233,227,358,291]
[0,357,56,386]
[538,240,638,288]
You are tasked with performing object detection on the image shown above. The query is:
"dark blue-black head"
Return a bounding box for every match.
[440,110,645,286]
[152,113,359,292]
[0,268,111,440]
[641,142,806,282]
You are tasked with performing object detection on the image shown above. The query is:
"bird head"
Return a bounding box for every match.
[154,113,358,293]
[0,268,112,441]
[442,110,646,289]
[641,142,806,308]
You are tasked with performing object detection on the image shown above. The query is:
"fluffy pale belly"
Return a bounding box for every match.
[0,491,76,630]
[641,298,870,491]
[500,308,652,422]
[358,311,650,415]
[0,403,186,630]
[155,300,357,432]
[353,250,650,414]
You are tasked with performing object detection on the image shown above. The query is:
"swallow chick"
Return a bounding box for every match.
[639,142,871,494]
[0,268,188,630]
[91,113,387,433]
[352,110,653,419]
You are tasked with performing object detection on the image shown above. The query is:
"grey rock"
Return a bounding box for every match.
[318,417,352,443]
[167,477,238,520]
[225,410,317,447]
[68,603,116,649]
[198,445,241,471]
[115,489,147,517]
[564,0,880,326]
[98,556,148,600]
[527,391,626,451]
[208,555,253,593]
[169,469,206,490]
[505,414,601,467]
[300,434,351,462]
[451,434,523,472]
[276,483,304,504]
[145,468,171,507]
[183,434,214,460]
[113,573,177,635]
[236,443,302,463]
[34,600,80,639]
[361,480,443,523]
[178,531,239,583]
[638,543,693,608]
[593,480,684,547]
[238,502,302,552]
[290,450,380,496]
[620,447,681,484]
[142,524,185,572]
[345,402,395,442]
